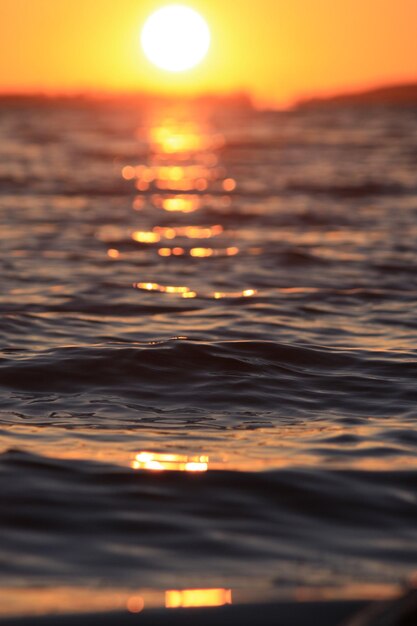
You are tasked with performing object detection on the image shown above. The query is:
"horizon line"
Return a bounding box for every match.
[1,78,417,110]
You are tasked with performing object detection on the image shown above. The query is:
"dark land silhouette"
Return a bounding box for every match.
[297,82,417,108]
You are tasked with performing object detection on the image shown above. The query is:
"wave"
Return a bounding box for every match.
[1,340,417,414]
[1,449,416,589]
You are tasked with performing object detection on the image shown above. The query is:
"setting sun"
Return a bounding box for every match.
[141,5,211,73]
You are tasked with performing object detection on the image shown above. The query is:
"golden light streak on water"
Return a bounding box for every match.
[153,226,176,239]
[150,127,200,154]
[157,247,186,256]
[158,248,172,257]
[131,231,161,243]
[133,282,256,300]
[164,286,190,294]
[131,452,209,472]
[182,291,197,298]
[148,123,222,155]
[134,282,159,291]
[214,289,257,299]
[162,196,200,213]
[0,584,403,618]
[133,283,192,294]
[156,178,194,191]
[165,165,184,181]
[0,587,148,618]
[190,247,214,257]
[165,588,232,608]
[141,168,155,183]
[153,225,223,240]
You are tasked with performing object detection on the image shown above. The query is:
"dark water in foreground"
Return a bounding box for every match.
[1,101,417,616]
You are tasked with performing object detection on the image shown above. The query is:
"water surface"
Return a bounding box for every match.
[1,100,417,616]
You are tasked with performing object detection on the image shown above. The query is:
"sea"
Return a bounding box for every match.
[1,98,417,618]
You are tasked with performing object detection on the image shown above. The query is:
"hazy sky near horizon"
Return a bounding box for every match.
[1,0,417,106]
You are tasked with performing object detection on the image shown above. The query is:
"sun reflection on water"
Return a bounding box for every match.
[131,231,161,243]
[107,248,120,259]
[121,117,235,207]
[153,224,223,239]
[148,122,224,155]
[214,289,258,299]
[133,282,192,294]
[131,451,209,472]
[133,280,257,300]
[117,113,258,310]
[0,583,402,619]
[161,195,200,212]
[165,588,232,608]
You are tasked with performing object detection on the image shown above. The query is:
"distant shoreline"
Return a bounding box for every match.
[0,91,254,113]
[1,82,417,111]
[296,82,417,108]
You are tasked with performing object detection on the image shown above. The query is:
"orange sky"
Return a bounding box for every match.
[1,0,417,107]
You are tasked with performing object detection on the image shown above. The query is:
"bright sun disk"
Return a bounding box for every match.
[141,5,211,72]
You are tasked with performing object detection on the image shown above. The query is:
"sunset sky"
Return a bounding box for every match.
[1,0,417,107]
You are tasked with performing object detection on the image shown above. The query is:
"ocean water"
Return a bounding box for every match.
[1,99,417,617]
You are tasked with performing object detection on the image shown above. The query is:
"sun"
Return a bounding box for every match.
[141,5,211,73]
